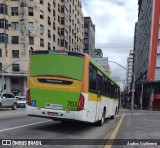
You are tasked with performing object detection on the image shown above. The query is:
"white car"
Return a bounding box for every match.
[0,92,17,110]
[16,96,26,108]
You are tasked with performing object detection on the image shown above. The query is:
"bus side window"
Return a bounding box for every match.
[97,74,102,95]
[111,82,114,98]
[89,65,97,93]
[107,79,111,97]
[103,76,108,96]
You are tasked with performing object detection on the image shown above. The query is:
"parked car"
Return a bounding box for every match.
[16,96,26,108]
[0,92,17,110]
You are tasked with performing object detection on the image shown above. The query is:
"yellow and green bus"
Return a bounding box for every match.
[26,50,120,126]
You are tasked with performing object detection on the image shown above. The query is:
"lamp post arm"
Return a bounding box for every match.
[108,61,134,75]
[1,60,28,92]
[2,60,28,71]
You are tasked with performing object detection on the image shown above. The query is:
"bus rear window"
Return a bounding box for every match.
[30,54,84,81]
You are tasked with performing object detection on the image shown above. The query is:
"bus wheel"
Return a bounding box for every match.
[12,103,17,110]
[110,108,117,119]
[97,109,105,126]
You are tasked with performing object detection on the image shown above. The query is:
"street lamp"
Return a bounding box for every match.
[1,60,28,92]
[108,60,135,115]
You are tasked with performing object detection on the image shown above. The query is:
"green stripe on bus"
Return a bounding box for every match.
[30,88,80,111]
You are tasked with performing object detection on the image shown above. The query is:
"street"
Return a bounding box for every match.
[0,108,121,148]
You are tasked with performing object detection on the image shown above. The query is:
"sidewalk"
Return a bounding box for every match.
[112,108,160,148]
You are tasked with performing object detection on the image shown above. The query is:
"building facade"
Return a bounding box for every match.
[83,17,95,58]
[126,50,134,92]
[0,0,84,95]
[134,0,160,110]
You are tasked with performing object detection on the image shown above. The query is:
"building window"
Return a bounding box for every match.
[11,7,18,16]
[53,10,56,16]
[61,17,64,24]
[40,10,44,19]
[53,0,56,6]
[48,3,51,12]
[28,7,34,16]
[12,78,18,84]
[53,22,56,30]
[0,33,8,43]
[0,4,7,14]
[48,42,51,50]
[29,36,34,45]
[28,22,34,31]
[11,36,19,44]
[53,34,55,42]
[12,50,19,58]
[58,39,60,45]
[53,46,55,50]
[61,28,64,35]
[0,63,2,71]
[58,15,60,23]
[40,38,44,47]
[0,19,8,29]
[58,4,61,12]
[61,6,64,13]
[58,27,61,35]
[48,16,51,25]
[40,0,43,4]
[11,22,18,30]
[48,30,51,38]
[60,39,64,47]
[40,24,44,34]
[65,40,68,49]
[0,49,2,57]
[158,39,160,46]
[12,64,19,72]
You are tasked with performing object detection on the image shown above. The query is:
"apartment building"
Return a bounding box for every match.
[125,50,134,92]
[134,0,160,110]
[83,17,95,58]
[0,0,84,95]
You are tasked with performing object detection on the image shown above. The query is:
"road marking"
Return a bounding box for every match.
[104,115,125,148]
[0,120,51,133]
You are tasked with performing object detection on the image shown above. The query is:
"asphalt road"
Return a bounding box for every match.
[111,109,160,148]
[0,108,121,148]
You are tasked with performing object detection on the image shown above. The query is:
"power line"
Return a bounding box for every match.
[95,44,133,48]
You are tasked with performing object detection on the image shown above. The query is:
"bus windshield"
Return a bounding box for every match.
[30,54,84,81]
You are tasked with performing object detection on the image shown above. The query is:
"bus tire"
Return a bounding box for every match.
[110,108,117,119]
[12,103,17,110]
[97,109,105,126]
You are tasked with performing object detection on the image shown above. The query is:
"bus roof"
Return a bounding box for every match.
[31,50,85,58]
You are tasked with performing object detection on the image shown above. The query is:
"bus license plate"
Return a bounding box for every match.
[48,112,58,116]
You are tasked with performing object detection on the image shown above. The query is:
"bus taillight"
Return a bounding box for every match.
[26,89,31,106]
[77,94,85,111]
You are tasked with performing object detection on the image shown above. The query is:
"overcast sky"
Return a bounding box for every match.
[82,0,138,89]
